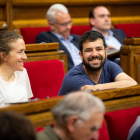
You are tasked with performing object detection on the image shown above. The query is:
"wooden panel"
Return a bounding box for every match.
[6,2,13,30]
[120,38,140,83]
[25,52,68,73]
[1,0,140,30]
[24,43,68,73]
[1,85,140,126]
[25,43,59,52]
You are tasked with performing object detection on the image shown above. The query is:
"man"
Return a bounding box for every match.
[58,30,137,96]
[89,6,126,50]
[37,91,105,140]
[35,4,81,70]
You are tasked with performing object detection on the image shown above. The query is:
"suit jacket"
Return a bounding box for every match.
[111,29,126,44]
[37,125,60,140]
[35,31,81,70]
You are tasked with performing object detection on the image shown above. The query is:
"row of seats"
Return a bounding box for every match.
[20,23,140,44]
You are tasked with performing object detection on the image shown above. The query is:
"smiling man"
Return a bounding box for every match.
[35,4,81,70]
[58,30,137,96]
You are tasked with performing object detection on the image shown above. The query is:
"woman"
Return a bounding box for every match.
[0,30,33,105]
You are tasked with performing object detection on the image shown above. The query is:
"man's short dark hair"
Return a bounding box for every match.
[89,8,94,19]
[0,111,36,140]
[79,30,107,52]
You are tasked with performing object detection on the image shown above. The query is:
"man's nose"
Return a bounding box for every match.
[91,131,99,140]
[66,23,71,29]
[91,50,98,57]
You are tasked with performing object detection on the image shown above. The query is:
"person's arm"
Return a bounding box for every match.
[81,72,138,91]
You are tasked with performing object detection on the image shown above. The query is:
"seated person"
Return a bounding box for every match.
[127,116,140,140]
[89,6,126,50]
[35,4,81,70]
[89,6,126,65]
[58,30,137,96]
[0,111,36,140]
[37,91,105,140]
[0,30,33,105]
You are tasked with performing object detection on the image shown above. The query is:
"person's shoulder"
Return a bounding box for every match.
[37,31,51,36]
[104,59,121,70]
[70,34,81,39]
[111,28,125,34]
[64,63,83,79]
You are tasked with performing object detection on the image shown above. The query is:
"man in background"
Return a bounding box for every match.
[37,91,105,140]
[35,4,81,70]
[89,6,126,50]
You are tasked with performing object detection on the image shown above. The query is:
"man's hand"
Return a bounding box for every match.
[107,46,116,50]
[81,85,99,91]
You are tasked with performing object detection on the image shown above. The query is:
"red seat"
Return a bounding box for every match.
[98,120,110,140]
[24,60,65,99]
[105,106,140,140]
[20,25,91,44]
[114,23,140,37]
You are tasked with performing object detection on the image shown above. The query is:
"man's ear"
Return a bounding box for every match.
[89,18,95,26]
[0,52,5,60]
[79,51,83,61]
[66,115,78,132]
[48,22,55,30]
[105,47,107,58]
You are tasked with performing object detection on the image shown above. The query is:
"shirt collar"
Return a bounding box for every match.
[92,28,114,38]
[51,31,73,41]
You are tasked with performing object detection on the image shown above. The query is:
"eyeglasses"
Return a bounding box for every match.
[54,20,73,27]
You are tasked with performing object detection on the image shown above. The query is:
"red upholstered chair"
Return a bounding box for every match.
[104,106,140,140]
[98,120,110,140]
[24,60,65,99]
[20,27,51,44]
[114,23,140,37]
[20,25,91,44]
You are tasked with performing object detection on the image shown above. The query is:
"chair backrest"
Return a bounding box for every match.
[104,106,140,140]
[114,23,140,37]
[24,60,65,99]
[20,25,91,44]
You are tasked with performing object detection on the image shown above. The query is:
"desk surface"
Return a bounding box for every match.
[107,50,120,58]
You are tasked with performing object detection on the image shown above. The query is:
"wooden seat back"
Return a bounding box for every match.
[25,43,68,73]
[120,38,140,84]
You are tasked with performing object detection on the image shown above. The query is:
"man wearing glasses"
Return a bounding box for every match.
[35,4,82,70]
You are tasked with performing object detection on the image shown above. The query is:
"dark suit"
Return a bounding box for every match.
[111,29,126,44]
[35,31,81,70]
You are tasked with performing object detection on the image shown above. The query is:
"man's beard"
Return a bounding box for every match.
[83,55,106,72]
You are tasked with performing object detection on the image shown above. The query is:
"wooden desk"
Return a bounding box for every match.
[107,50,120,61]
[0,85,140,127]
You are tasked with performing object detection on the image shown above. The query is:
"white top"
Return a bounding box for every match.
[0,68,33,105]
